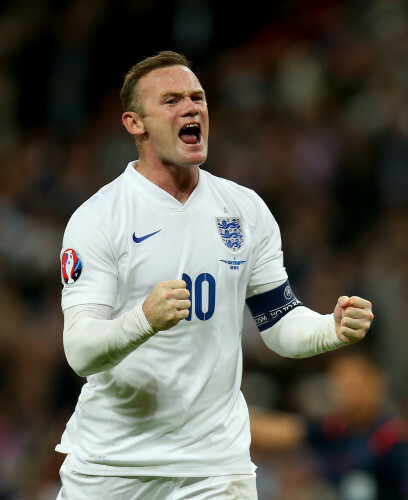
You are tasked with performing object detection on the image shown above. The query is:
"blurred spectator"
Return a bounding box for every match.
[250,352,408,499]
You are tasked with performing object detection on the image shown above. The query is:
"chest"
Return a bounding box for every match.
[115,206,254,310]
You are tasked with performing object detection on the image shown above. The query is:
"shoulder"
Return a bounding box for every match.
[201,170,266,208]
[84,173,127,214]
[68,171,128,226]
[62,171,131,253]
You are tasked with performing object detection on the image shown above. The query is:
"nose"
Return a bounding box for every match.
[181,97,199,116]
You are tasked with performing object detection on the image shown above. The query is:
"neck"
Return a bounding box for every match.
[134,160,199,205]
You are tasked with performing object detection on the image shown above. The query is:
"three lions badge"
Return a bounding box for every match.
[216,217,244,252]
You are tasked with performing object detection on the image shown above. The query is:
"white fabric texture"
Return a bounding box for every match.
[57,455,257,500]
[63,304,155,377]
[246,280,346,357]
[260,306,345,358]
[56,163,287,477]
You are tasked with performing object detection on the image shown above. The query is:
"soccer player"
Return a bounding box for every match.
[56,51,374,499]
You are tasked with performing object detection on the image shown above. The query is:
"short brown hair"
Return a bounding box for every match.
[120,51,191,116]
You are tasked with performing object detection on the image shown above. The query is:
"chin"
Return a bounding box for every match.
[165,141,207,168]
[184,156,207,168]
[178,150,208,167]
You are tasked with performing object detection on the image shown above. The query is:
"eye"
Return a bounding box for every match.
[165,98,177,105]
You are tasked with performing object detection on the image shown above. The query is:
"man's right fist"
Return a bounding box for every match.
[142,280,191,331]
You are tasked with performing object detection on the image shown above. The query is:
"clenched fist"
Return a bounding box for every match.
[142,280,191,332]
[334,296,374,344]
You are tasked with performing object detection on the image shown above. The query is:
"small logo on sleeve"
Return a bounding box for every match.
[61,249,83,284]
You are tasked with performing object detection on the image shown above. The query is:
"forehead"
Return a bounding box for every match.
[138,65,203,98]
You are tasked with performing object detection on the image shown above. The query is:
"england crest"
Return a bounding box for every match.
[216,217,244,252]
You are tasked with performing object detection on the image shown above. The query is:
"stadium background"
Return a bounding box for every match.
[0,0,407,498]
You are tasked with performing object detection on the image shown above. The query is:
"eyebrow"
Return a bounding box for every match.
[160,90,206,100]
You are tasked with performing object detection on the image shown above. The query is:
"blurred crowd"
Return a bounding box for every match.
[0,0,407,498]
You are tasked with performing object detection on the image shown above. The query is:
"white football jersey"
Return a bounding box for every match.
[56,162,287,477]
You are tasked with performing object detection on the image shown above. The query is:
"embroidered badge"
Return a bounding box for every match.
[61,249,83,284]
[216,217,244,252]
[219,258,246,270]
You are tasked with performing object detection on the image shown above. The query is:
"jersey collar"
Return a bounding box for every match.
[124,162,205,211]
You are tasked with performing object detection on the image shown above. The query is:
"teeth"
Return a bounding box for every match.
[184,123,199,128]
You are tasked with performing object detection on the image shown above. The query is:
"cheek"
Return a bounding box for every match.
[149,124,175,147]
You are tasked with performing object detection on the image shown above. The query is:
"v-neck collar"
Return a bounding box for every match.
[124,162,204,211]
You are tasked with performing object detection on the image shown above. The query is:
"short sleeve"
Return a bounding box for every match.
[60,207,118,310]
[247,196,288,287]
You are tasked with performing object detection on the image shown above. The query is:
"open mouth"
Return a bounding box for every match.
[179,123,201,145]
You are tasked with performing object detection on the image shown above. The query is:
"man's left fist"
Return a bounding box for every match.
[334,296,374,344]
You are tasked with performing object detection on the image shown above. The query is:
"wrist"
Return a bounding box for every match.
[135,304,157,337]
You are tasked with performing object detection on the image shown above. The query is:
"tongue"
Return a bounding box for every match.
[179,133,198,144]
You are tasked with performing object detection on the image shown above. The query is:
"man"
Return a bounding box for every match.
[56,51,373,499]
[250,353,408,498]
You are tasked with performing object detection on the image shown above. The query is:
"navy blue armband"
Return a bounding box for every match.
[246,280,303,332]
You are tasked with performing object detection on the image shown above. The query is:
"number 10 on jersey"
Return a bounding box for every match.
[182,273,216,321]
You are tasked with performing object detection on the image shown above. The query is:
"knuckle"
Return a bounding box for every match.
[342,317,351,327]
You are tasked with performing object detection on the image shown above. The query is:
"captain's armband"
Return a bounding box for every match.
[246,280,303,332]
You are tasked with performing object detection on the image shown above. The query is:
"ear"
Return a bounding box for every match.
[122,111,146,136]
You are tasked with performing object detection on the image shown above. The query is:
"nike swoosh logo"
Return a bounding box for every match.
[132,229,162,243]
